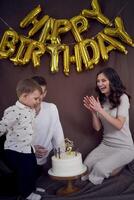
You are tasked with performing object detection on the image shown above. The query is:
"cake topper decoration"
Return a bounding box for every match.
[65,138,74,154]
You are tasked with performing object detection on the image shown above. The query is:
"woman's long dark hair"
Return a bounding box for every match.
[95,67,130,109]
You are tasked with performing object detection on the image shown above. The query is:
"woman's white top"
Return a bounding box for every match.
[100,94,134,149]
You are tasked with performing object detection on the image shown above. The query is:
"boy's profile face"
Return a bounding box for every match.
[20,89,41,108]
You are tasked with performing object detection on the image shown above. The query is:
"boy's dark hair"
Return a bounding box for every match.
[32,76,47,86]
[16,78,42,98]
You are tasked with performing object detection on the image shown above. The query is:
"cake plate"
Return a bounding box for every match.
[48,165,87,196]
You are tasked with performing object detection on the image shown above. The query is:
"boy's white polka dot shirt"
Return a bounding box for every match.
[0,101,36,153]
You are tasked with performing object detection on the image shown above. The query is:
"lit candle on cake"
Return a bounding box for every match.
[58,147,61,159]
[54,148,57,157]
[75,148,79,156]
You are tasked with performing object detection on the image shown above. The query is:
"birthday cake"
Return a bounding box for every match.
[48,151,87,177]
[48,138,87,177]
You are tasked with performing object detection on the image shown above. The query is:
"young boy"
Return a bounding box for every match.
[0,78,42,199]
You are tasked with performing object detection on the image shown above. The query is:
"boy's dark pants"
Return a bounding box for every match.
[4,149,37,198]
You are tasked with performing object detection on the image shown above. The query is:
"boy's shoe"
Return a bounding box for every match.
[26,192,41,200]
[36,187,45,193]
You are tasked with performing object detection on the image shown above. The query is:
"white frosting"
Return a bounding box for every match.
[49,152,87,177]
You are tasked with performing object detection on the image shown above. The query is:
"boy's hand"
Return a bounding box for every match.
[34,145,48,158]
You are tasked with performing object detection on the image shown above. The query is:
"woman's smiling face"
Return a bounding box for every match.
[96,73,110,96]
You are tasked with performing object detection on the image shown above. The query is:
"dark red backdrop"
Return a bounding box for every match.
[0,0,134,158]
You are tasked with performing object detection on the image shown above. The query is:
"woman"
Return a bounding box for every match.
[82,67,134,185]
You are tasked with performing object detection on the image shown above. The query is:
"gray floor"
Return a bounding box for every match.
[1,162,134,200]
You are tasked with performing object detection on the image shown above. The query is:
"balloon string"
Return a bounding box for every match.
[107,0,129,27]
[0,16,14,30]
[115,0,129,16]
[0,0,129,46]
